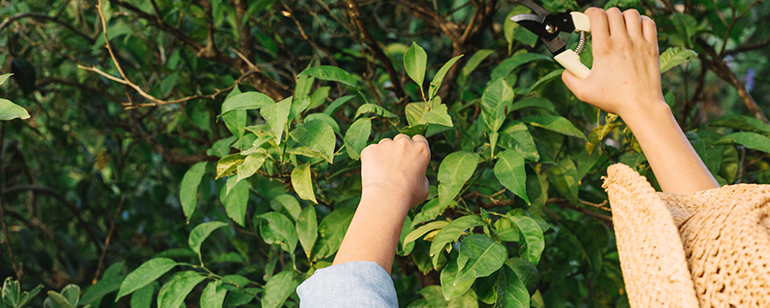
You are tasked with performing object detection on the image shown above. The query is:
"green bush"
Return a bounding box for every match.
[1,0,769,307]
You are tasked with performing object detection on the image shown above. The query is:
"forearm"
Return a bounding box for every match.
[332,189,410,274]
[621,101,719,194]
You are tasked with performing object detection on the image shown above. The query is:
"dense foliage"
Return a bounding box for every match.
[1,0,770,307]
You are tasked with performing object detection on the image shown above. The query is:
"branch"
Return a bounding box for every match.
[346,0,406,100]
[725,36,770,55]
[92,197,124,284]
[0,12,95,44]
[697,39,770,124]
[2,185,104,252]
[108,0,288,100]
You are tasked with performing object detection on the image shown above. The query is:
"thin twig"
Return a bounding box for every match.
[92,197,125,284]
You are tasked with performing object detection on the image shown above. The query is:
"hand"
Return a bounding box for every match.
[562,8,665,119]
[360,134,430,208]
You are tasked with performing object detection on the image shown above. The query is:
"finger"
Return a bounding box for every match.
[641,16,657,44]
[378,137,393,144]
[411,134,430,149]
[561,69,585,95]
[622,9,643,39]
[585,8,609,43]
[393,134,411,143]
[360,144,377,160]
[605,8,627,39]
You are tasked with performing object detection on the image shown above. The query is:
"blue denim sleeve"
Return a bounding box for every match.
[296,261,398,308]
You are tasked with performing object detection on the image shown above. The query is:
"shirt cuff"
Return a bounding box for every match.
[296,261,398,308]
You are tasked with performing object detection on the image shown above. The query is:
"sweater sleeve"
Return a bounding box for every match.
[296,261,398,308]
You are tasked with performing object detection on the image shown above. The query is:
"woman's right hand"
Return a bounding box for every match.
[561,7,665,119]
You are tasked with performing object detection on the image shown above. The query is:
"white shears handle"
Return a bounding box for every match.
[554,12,591,79]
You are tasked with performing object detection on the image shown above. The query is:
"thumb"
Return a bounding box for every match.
[561,69,584,93]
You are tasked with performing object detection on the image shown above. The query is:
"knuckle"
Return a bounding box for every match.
[622,9,640,17]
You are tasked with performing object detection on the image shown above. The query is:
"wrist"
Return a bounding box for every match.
[618,99,671,130]
[360,185,413,211]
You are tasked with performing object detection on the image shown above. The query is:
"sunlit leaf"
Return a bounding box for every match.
[236,151,267,182]
[0,99,30,121]
[262,97,292,145]
[291,163,317,203]
[270,194,302,222]
[312,208,355,260]
[116,258,177,301]
[455,235,506,285]
[222,178,249,227]
[344,118,372,160]
[659,47,697,73]
[405,42,428,97]
[429,215,485,267]
[354,103,398,120]
[438,151,480,207]
[200,281,226,308]
[290,120,336,163]
[428,55,463,100]
[441,258,475,300]
[216,154,245,180]
[220,92,273,115]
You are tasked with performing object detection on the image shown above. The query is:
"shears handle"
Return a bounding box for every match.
[555,12,591,79]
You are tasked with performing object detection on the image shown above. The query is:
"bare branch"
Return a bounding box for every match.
[0,12,95,44]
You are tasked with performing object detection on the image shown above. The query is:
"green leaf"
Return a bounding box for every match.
[429,215,485,267]
[493,218,519,242]
[404,220,450,249]
[299,66,358,88]
[354,103,398,120]
[404,42,428,97]
[344,118,372,160]
[270,194,302,221]
[290,120,336,163]
[423,97,454,127]
[216,154,245,180]
[438,151,480,207]
[296,206,318,258]
[0,99,30,121]
[222,177,249,227]
[236,151,267,182]
[0,73,12,86]
[262,270,300,308]
[262,97,292,145]
[156,271,206,308]
[60,284,80,307]
[462,50,494,78]
[441,259,475,300]
[498,121,539,162]
[130,283,156,308]
[307,86,331,111]
[715,132,770,153]
[200,281,226,308]
[481,78,514,134]
[257,212,298,253]
[709,115,770,135]
[495,265,529,308]
[221,92,274,115]
[509,215,544,266]
[546,158,579,204]
[188,221,228,258]
[509,97,556,114]
[294,70,315,100]
[291,163,317,203]
[520,115,587,140]
[455,235,507,284]
[428,55,463,100]
[180,162,207,222]
[207,136,237,158]
[659,47,697,73]
[222,110,247,139]
[490,53,552,81]
[305,113,340,135]
[494,149,529,204]
[411,199,450,227]
[80,262,125,306]
[116,258,177,301]
[526,69,564,94]
[312,208,355,260]
[323,95,355,116]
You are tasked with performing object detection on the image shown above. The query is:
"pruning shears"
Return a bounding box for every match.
[510,0,592,79]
